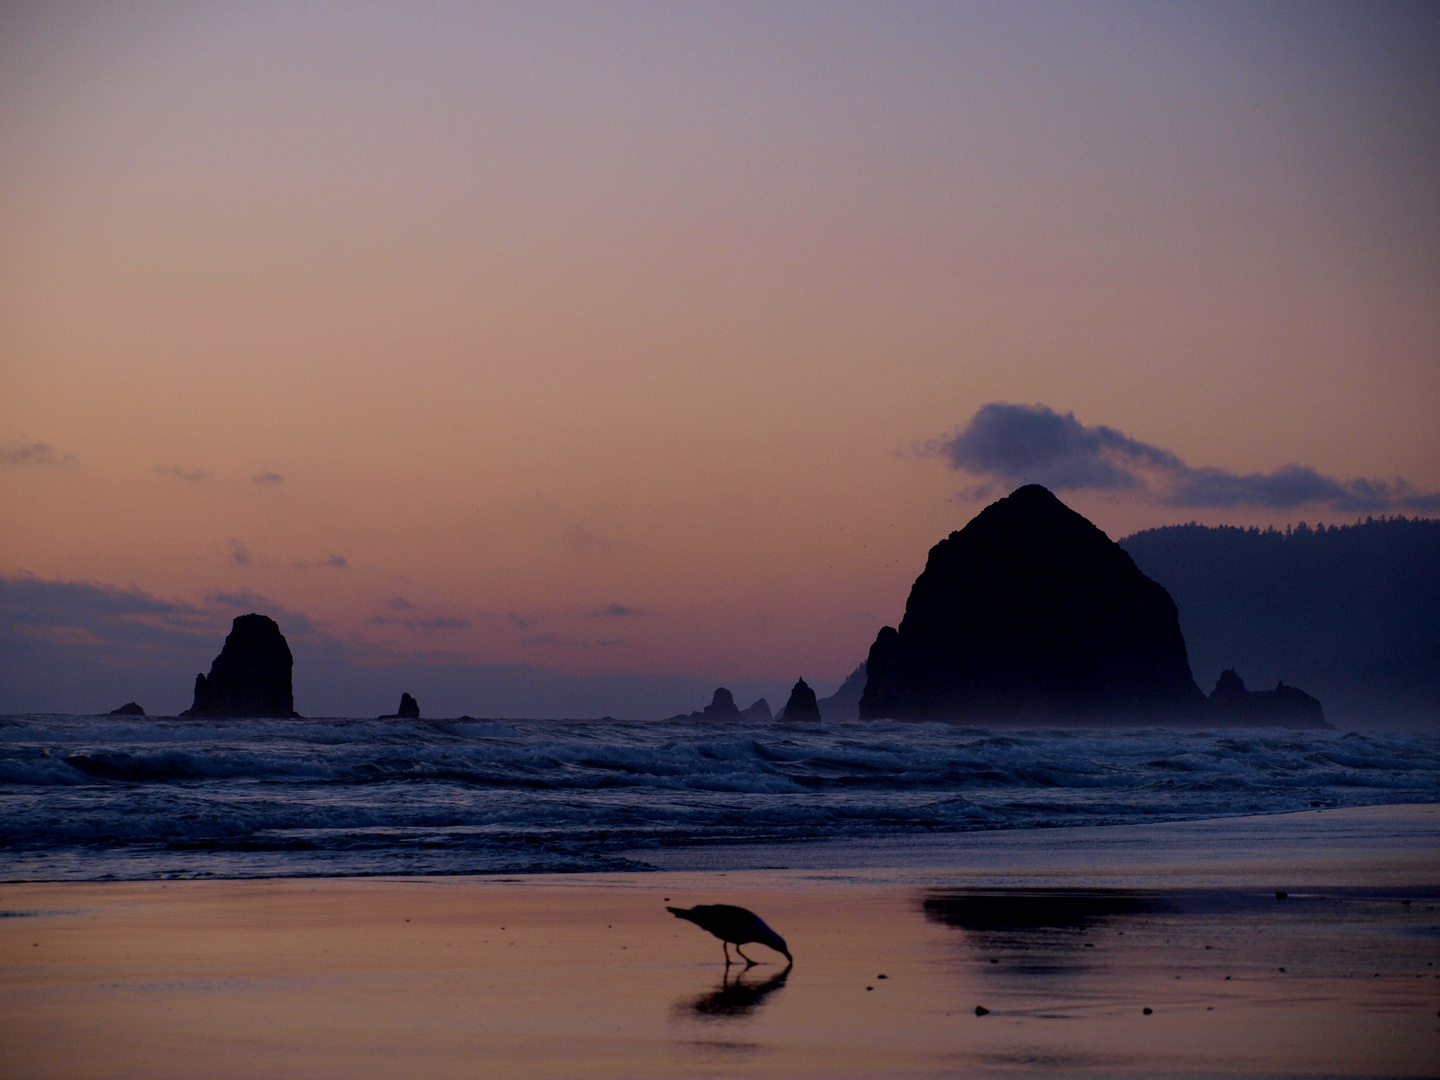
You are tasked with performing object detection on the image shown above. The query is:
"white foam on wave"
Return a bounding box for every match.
[1,714,1436,880]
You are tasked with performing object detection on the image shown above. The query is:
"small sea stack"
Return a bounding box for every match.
[741,698,772,721]
[1205,670,1328,729]
[181,614,301,719]
[380,693,421,720]
[667,688,744,722]
[779,679,821,723]
[107,702,145,716]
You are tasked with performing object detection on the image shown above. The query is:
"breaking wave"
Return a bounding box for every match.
[1,714,1436,879]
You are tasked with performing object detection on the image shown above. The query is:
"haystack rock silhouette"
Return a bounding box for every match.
[859,485,1206,723]
[181,614,301,718]
[1205,669,1327,728]
[380,692,420,719]
[779,678,821,723]
[108,701,145,716]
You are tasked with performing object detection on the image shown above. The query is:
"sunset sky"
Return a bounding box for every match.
[2,2,1437,716]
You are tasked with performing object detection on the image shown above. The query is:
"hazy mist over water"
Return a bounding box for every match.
[3,714,1436,881]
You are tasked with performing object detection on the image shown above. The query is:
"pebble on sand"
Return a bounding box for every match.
[974,1006,989,1016]
[1143,1007,1153,1015]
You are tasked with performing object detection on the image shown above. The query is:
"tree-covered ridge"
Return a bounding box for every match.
[1120,516,1440,724]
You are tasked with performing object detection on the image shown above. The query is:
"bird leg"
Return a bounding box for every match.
[722,941,733,967]
[735,946,757,968]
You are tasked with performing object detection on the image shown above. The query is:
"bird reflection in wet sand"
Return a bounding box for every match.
[678,963,792,1019]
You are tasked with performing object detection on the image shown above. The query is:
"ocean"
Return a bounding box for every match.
[2,713,1437,880]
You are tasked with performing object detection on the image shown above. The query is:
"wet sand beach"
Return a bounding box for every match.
[3,805,1438,1079]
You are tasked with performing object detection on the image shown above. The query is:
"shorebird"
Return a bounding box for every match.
[667,903,792,967]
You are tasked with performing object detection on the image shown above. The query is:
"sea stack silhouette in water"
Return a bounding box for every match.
[779,678,821,722]
[379,693,420,719]
[108,701,145,716]
[741,697,773,721]
[859,485,1205,723]
[181,614,300,718]
[1205,669,1327,728]
[667,688,745,722]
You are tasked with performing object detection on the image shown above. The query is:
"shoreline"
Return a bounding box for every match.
[4,804,1438,1077]
[3,802,1437,885]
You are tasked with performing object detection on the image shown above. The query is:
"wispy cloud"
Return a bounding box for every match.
[293,553,348,570]
[566,525,611,551]
[227,539,253,566]
[928,403,1440,513]
[155,465,210,482]
[369,613,471,632]
[588,603,647,618]
[1,438,73,467]
[252,471,284,486]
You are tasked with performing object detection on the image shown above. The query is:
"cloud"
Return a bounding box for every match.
[369,613,471,632]
[292,553,348,570]
[228,539,253,566]
[1,438,73,466]
[156,465,210,482]
[566,525,610,551]
[930,403,1440,513]
[252,471,284,486]
[588,603,646,618]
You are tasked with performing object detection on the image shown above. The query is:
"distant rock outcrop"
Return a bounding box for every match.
[1205,669,1328,728]
[181,614,300,719]
[741,697,773,721]
[108,701,145,716]
[859,485,1205,723]
[380,692,420,720]
[779,678,822,723]
[818,663,866,721]
[699,688,742,721]
[667,687,745,722]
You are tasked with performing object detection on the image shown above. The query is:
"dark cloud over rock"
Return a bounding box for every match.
[932,403,1440,513]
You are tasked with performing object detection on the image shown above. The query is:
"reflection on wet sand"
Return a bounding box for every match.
[676,963,792,1019]
[923,889,1167,932]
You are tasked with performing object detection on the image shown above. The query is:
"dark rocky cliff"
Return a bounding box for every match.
[181,614,300,718]
[859,485,1205,723]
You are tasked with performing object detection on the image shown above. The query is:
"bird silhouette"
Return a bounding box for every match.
[667,903,792,967]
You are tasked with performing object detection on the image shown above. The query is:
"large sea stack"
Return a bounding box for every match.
[859,485,1205,723]
[181,613,300,718]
